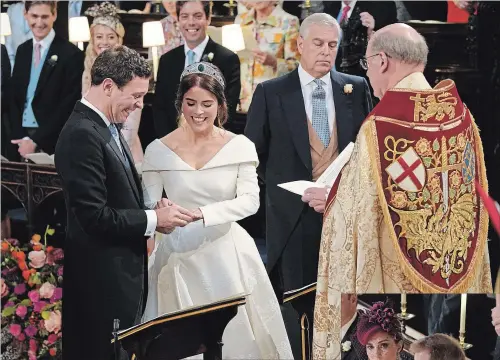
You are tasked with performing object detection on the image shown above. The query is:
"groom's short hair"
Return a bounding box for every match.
[91,46,152,89]
[410,334,466,360]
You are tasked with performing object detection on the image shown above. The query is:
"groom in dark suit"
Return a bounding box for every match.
[55,46,196,360]
[153,0,240,137]
[9,1,83,159]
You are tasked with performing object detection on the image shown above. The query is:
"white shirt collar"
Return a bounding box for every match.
[80,97,111,127]
[341,313,357,340]
[33,28,55,51]
[298,64,331,88]
[184,35,209,59]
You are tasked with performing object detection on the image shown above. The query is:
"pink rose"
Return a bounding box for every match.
[9,324,21,337]
[28,290,40,303]
[28,250,46,269]
[16,305,27,318]
[17,333,26,342]
[1,278,8,298]
[47,333,58,344]
[39,282,55,299]
[44,310,61,334]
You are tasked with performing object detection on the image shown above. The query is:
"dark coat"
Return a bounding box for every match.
[55,101,149,360]
[245,69,372,298]
[153,37,241,137]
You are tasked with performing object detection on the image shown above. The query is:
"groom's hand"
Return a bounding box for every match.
[155,201,195,230]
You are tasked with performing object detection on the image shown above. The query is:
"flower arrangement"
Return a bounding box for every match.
[1,229,63,360]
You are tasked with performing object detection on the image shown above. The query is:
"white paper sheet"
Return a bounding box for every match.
[278,142,355,196]
[24,153,55,165]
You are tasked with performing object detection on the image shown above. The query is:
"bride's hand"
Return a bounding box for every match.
[191,209,203,221]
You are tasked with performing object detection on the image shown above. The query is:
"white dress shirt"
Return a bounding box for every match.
[341,313,357,340]
[184,35,210,68]
[80,98,157,237]
[298,64,336,133]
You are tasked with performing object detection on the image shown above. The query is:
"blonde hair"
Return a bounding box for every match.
[82,23,125,95]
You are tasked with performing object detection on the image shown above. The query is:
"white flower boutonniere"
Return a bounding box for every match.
[344,84,353,94]
[207,52,214,62]
[341,340,352,352]
[47,55,58,67]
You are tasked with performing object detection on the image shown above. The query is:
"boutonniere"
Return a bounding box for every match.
[341,341,352,352]
[47,55,58,66]
[344,84,353,94]
[202,52,214,62]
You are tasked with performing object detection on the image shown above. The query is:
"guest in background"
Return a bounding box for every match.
[5,1,32,67]
[82,2,143,164]
[397,1,448,22]
[324,1,397,79]
[53,1,102,41]
[9,1,84,159]
[235,0,300,112]
[146,0,184,56]
[340,294,368,360]
[411,334,466,360]
[356,301,406,360]
[153,0,240,137]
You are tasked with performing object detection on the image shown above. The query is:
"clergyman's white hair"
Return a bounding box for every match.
[370,29,429,66]
[299,13,340,38]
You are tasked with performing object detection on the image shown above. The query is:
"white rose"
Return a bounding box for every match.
[341,340,352,352]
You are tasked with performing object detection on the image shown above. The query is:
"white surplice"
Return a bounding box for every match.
[141,135,293,360]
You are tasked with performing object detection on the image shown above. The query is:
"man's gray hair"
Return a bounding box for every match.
[91,45,152,88]
[370,29,429,66]
[299,13,340,38]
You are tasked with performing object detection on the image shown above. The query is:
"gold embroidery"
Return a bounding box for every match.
[410,92,458,123]
[383,127,479,283]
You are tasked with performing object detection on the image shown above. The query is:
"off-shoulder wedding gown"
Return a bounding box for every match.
[141,135,293,359]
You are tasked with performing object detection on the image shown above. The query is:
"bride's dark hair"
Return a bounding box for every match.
[175,72,228,128]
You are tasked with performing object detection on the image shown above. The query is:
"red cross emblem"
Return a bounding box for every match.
[386,147,426,192]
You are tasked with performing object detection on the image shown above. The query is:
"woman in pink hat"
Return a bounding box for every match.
[357,301,405,360]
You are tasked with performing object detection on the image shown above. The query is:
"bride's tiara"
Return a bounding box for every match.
[180,62,225,88]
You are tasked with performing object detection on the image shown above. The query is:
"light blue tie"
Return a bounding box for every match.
[187,50,195,66]
[311,79,330,148]
[109,124,124,156]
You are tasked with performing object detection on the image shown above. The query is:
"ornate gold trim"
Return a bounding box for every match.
[389,79,455,94]
[283,285,317,303]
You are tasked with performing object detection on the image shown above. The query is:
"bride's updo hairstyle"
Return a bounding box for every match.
[175,62,228,128]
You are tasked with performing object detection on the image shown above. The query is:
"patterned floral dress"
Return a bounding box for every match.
[235,6,300,112]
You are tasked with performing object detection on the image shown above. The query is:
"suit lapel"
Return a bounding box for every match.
[35,37,61,98]
[118,130,143,204]
[201,37,216,60]
[77,102,142,205]
[279,70,312,173]
[17,43,33,101]
[331,71,353,152]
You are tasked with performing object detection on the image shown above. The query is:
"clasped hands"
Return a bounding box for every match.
[301,186,330,214]
[154,198,202,234]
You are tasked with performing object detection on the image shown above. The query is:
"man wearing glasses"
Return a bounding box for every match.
[312,22,492,358]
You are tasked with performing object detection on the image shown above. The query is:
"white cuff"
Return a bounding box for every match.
[325,187,331,200]
[144,210,157,236]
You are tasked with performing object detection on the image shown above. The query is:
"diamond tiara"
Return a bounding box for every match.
[180,62,225,88]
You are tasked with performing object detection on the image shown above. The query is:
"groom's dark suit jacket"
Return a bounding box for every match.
[55,101,148,360]
[245,69,372,299]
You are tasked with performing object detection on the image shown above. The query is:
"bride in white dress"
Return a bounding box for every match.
[141,62,293,359]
